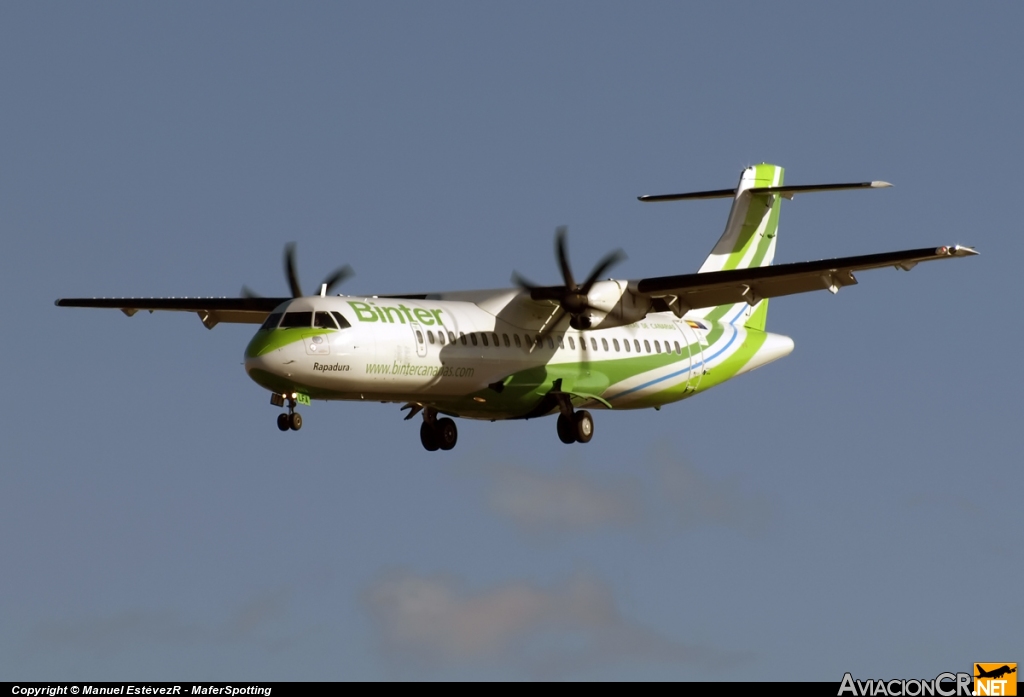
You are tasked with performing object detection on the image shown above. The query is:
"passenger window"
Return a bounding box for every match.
[260,313,283,331]
[481,333,488,347]
[415,330,424,343]
[314,312,337,329]
[427,331,435,345]
[558,335,565,349]
[591,338,598,351]
[514,334,522,348]
[601,338,609,351]
[547,337,554,349]
[460,333,467,346]
[493,333,500,347]
[623,338,630,352]
[448,331,456,343]
[568,336,576,349]
[438,331,446,345]
[523,334,532,348]
[279,312,313,328]
[613,338,620,352]
[470,333,478,346]
[674,341,681,354]
[634,339,641,353]
[331,311,351,329]
[580,337,586,350]
[654,340,661,353]
[644,340,651,353]
[503,333,511,347]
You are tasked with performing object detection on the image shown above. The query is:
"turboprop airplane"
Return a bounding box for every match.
[57,164,976,451]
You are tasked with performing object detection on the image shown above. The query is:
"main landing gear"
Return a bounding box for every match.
[272,393,302,432]
[547,378,595,445]
[419,408,458,452]
[556,409,593,444]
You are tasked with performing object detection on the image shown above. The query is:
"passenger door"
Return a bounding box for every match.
[410,322,428,358]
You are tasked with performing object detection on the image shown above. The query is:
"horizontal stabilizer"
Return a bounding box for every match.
[638,181,891,202]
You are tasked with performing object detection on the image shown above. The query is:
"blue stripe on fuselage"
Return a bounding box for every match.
[605,323,740,401]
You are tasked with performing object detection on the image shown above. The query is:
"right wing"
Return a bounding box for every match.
[633,244,977,315]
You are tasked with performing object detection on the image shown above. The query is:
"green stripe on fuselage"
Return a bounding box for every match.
[245,327,334,358]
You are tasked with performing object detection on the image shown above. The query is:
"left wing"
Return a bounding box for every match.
[54,297,289,328]
[634,244,977,315]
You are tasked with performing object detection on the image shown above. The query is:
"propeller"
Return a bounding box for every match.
[512,226,626,337]
[243,243,354,298]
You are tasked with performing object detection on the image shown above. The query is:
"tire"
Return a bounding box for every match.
[420,421,439,451]
[277,413,290,432]
[289,412,303,431]
[574,410,593,443]
[436,418,458,451]
[556,413,576,444]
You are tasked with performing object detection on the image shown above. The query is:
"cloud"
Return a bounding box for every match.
[488,465,640,534]
[27,585,295,656]
[468,443,773,537]
[29,610,202,655]
[363,570,747,677]
[650,444,774,536]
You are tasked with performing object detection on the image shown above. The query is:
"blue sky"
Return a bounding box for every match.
[1,2,1020,680]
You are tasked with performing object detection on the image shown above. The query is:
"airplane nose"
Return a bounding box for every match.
[244,352,270,376]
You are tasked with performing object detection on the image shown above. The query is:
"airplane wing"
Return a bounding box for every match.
[54,297,289,328]
[633,244,977,314]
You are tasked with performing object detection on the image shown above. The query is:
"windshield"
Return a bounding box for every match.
[259,312,283,331]
[279,311,313,328]
[314,311,337,329]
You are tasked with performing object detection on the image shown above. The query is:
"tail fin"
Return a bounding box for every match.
[694,163,784,326]
[636,165,893,329]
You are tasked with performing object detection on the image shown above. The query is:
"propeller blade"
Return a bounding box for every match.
[321,265,354,295]
[514,226,627,326]
[284,243,303,298]
[511,271,541,291]
[580,248,627,295]
[554,226,577,290]
[535,307,567,342]
[241,285,262,299]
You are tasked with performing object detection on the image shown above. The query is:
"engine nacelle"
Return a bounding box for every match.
[577,280,652,329]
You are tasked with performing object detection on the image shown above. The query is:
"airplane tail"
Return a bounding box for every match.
[692,163,784,328]
[637,164,893,330]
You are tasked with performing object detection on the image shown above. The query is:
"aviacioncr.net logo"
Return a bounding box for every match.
[975,664,1017,696]
[838,672,973,697]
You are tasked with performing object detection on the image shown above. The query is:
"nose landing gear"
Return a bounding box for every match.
[272,393,302,432]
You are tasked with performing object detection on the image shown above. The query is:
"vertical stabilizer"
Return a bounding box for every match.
[692,163,784,326]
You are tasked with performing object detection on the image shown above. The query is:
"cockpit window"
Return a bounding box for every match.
[260,312,283,331]
[279,311,313,328]
[331,311,351,329]
[314,312,338,329]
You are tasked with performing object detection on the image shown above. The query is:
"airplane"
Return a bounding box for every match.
[976,666,1016,680]
[56,164,977,451]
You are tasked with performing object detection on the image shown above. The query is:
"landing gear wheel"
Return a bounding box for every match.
[574,410,593,443]
[277,413,290,432]
[420,421,439,451]
[289,412,302,431]
[557,413,576,444]
[436,418,458,451]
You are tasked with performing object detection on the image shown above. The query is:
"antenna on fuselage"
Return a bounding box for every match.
[320,283,327,297]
